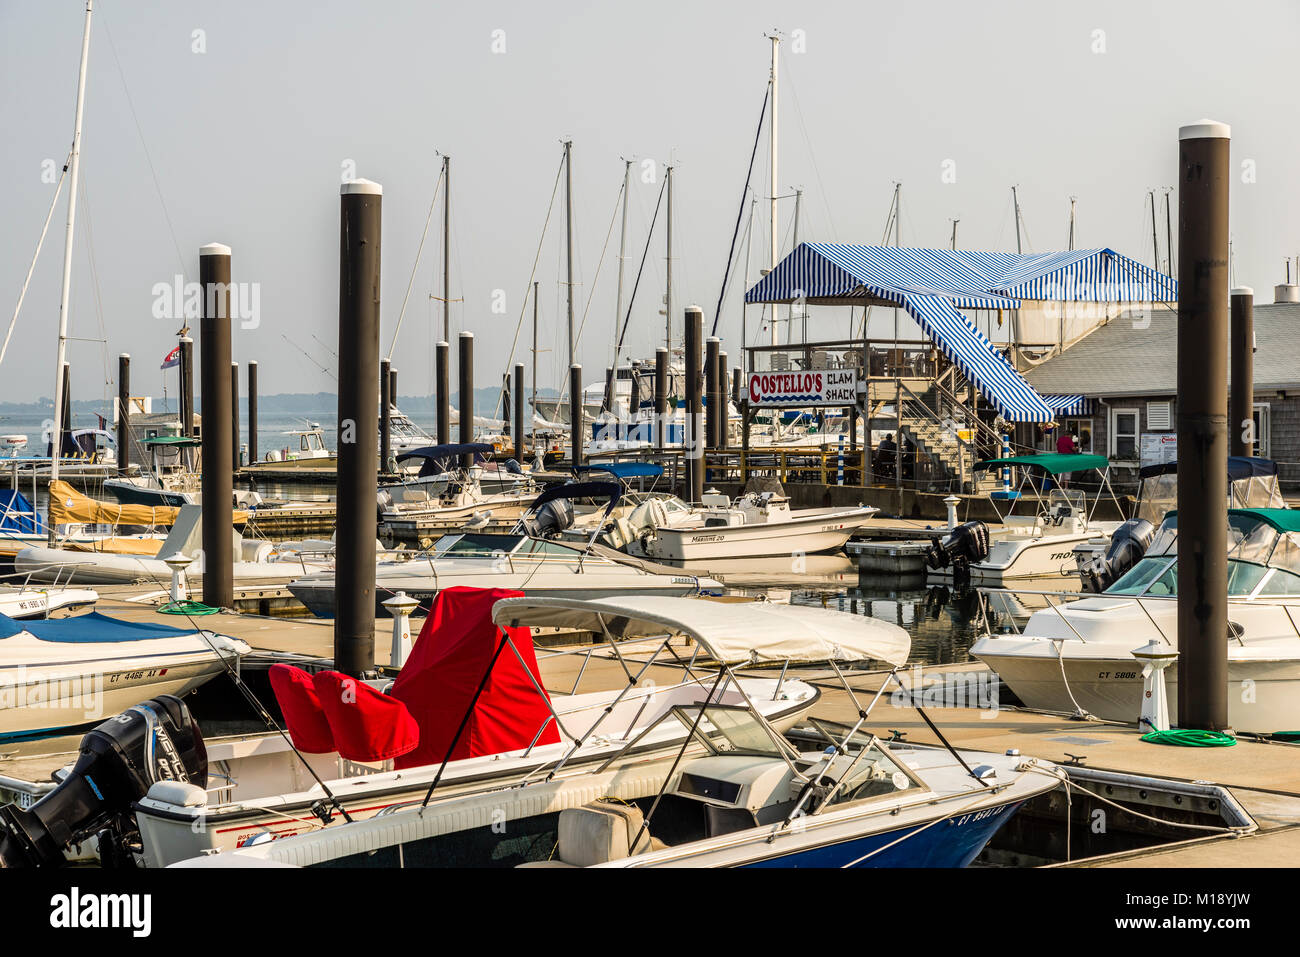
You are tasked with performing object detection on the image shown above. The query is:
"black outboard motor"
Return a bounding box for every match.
[1080,518,1156,593]
[521,497,575,539]
[0,695,206,868]
[925,521,991,581]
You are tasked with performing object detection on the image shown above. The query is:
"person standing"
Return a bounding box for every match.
[1055,429,1078,488]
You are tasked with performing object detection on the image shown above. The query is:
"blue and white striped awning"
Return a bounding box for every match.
[745,244,1176,424]
[745,244,1177,307]
[1040,394,1095,416]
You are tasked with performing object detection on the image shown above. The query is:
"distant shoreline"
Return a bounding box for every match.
[0,387,560,417]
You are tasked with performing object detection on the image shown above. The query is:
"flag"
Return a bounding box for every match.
[161,346,180,370]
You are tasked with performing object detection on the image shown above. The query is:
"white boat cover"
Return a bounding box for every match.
[491,595,910,666]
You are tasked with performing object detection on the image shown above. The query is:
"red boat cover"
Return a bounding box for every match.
[390,586,559,771]
[268,663,336,754]
[312,670,420,763]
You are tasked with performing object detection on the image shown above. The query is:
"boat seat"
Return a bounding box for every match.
[311,670,419,763]
[267,663,336,754]
[518,800,663,868]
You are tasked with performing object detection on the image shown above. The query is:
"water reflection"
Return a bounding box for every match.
[667,555,1084,667]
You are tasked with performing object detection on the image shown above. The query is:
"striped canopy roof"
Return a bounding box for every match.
[745,244,1177,423]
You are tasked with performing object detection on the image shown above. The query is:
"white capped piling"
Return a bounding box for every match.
[1177,119,1231,731]
[335,179,383,677]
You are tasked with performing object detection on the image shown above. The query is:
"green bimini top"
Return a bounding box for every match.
[1164,508,1300,534]
[973,453,1110,476]
[141,435,202,447]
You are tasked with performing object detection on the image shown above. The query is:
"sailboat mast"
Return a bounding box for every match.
[564,140,574,369]
[792,187,802,343]
[1149,189,1160,271]
[768,32,779,346]
[1163,189,1173,276]
[1068,196,1076,250]
[51,0,94,499]
[665,164,674,353]
[442,155,451,342]
[742,195,756,376]
[531,280,539,414]
[614,159,631,363]
[1012,186,1022,255]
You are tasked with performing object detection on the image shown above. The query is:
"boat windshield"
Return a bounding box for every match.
[1107,557,1274,598]
[1109,510,1300,598]
[675,704,791,760]
[438,533,525,556]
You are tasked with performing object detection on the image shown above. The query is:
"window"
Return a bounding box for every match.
[1250,403,1271,458]
[1043,417,1094,453]
[1110,407,1139,460]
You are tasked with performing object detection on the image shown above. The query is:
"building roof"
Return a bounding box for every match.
[745,244,1176,424]
[1024,302,1300,398]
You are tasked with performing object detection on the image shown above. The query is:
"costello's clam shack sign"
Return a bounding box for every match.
[748,369,857,407]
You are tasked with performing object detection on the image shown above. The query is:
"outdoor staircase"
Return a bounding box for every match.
[865,377,1007,493]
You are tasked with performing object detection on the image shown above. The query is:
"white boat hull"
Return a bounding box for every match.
[0,631,248,738]
[932,531,1104,584]
[632,507,873,561]
[971,595,1300,732]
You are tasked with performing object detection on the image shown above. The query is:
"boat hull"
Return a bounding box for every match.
[931,531,1098,584]
[0,646,244,739]
[633,508,871,561]
[742,799,1024,868]
[973,638,1300,732]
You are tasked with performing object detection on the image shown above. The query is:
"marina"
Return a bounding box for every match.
[0,0,1293,936]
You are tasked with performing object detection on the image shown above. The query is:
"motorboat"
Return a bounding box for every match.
[1074,456,1287,590]
[14,504,328,586]
[379,444,539,543]
[929,453,1124,584]
[625,488,875,561]
[0,610,248,739]
[971,507,1300,732]
[290,481,723,618]
[385,405,435,458]
[159,594,1058,869]
[96,588,828,866]
[0,586,98,620]
[389,443,533,497]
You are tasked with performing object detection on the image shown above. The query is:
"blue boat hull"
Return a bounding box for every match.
[743,799,1024,868]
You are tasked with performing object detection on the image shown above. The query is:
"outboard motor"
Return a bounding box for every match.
[0,695,206,868]
[925,521,991,580]
[521,497,575,539]
[1080,518,1155,593]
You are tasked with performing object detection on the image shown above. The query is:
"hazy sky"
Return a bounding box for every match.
[3,0,1297,406]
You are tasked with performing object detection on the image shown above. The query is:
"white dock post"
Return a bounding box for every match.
[383,591,420,670]
[1133,640,1178,733]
